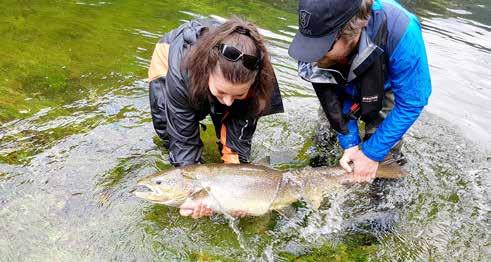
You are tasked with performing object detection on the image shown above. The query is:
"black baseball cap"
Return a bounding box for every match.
[288,0,362,63]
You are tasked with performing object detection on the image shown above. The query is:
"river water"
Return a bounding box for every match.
[0,0,489,261]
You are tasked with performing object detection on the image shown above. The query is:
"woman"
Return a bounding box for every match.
[148,18,283,218]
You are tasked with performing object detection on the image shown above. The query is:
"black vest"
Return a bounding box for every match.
[313,13,388,135]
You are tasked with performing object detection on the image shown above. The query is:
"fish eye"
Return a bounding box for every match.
[156,180,162,185]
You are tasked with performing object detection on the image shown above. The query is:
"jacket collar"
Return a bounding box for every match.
[297,27,385,85]
[347,28,384,82]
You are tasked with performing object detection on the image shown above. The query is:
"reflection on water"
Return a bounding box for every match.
[0,0,490,261]
[404,0,491,149]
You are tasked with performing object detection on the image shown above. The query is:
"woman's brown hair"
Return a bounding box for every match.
[184,17,275,117]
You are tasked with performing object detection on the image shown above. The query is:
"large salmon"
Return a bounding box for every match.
[134,163,405,216]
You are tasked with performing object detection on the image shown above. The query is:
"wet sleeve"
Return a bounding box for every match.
[164,75,203,167]
[149,77,168,140]
[148,39,170,140]
[361,18,431,161]
[264,74,285,116]
[221,117,258,163]
[337,99,361,149]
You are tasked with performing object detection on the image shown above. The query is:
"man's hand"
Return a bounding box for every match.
[339,146,379,183]
[339,146,358,173]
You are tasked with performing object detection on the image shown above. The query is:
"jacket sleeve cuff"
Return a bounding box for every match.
[337,120,361,149]
[360,144,386,162]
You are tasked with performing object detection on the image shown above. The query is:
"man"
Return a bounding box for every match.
[288,0,431,182]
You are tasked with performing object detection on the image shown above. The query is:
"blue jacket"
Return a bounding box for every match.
[338,0,432,161]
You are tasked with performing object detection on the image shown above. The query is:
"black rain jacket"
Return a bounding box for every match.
[149,19,284,166]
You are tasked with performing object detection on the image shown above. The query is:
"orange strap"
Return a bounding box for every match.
[220,113,240,164]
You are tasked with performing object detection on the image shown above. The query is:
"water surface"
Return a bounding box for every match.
[0,0,489,261]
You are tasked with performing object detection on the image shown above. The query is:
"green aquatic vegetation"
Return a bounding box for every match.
[428,203,440,220]
[0,0,145,123]
[155,160,173,172]
[0,148,33,165]
[98,157,144,189]
[278,242,377,262]
[0,0,296,125]
[200,122,223,164]
[189,252,236,262]
[0,0,299,169]
[446,192,460,204]
[0,172,8,182]
[296,136,314,163]
[105,105,141,125]
[273,136,314,170]
[152,135,167,149]
[0,114,105,165]
[140,204,244,259]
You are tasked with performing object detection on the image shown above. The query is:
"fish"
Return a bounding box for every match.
[134,163,406,217]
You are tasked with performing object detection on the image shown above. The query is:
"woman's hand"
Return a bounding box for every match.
[179,203,213,219]
[179,203,249,219]
[230,211,249,218]
[179,203,250,219]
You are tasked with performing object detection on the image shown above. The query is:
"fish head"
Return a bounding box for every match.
[134,168,193,207]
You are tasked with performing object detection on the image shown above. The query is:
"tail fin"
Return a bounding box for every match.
[290,164,407,210]
[375,162,408,179]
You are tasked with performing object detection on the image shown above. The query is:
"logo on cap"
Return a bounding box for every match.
[299,10,311,29]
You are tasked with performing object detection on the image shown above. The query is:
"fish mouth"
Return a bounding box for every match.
[161,199,183,207]
[133,185,159,199]
[133,185,180,206]
[133,184,154,194]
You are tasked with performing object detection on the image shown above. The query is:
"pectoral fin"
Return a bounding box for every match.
[190,186,210,200]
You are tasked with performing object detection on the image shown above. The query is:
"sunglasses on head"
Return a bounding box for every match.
[215,43,262,71]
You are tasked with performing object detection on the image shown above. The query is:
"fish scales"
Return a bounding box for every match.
[134,163,405,217]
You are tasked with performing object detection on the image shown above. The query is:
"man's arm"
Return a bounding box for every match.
[361,18,432,161]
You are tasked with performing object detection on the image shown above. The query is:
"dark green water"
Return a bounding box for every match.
[0,0,489,261]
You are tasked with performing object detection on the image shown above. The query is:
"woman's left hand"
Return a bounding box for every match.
[179,203,214,219]
[230,211,249,218]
